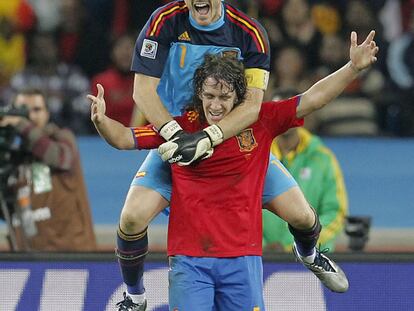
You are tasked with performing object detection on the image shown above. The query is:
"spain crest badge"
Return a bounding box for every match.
[236,129,258,152]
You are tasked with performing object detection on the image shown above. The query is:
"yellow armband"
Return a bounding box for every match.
[245,68,269,90]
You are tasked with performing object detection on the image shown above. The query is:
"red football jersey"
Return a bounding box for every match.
[133,97,303,257]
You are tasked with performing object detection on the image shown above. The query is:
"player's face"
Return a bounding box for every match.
[200,77,237,124]
[185,0,222,26]
[15,94,49,128]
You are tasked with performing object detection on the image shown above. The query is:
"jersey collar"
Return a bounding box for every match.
[189,2,225,31]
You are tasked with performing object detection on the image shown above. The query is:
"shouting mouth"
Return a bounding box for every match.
[208,110,224,122]
[194,2,210,16]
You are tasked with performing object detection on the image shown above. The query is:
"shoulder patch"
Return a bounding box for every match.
[236,128,258,152]
[140,39,158,59]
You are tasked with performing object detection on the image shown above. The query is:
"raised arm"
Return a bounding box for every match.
[88,84,164,151]
[297,31,379,118]
[88,84,136,150]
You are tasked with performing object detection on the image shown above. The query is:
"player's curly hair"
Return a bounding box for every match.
[189,54,247,122]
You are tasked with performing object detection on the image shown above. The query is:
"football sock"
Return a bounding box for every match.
[116,226,148,295]
[289,209,321,259]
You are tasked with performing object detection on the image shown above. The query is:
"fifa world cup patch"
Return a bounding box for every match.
[236,128,258,152]
[140,39,158,59]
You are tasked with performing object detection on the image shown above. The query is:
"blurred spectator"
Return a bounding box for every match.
[310,95,379,136]
[0,0,35,32]
[0,88,97,251]
[257,0,284,16]
[265,44,312,101]
[378,0,403,42]
[82,0,163,38]
[57,0,163,78]
[316,32,385,97]
[385,8,414,135]
[309,32,382,136]
[27,0,60,32]
[311,1,342,35]
[55,0,110,77]
[275,0,323,69]
[0,0,35,92]
[7,32,93,134]
[343,0,388,75]
[344,1,379,37]
[121,1,164,35]
[1,0,409,137]
[317,33,348,73]
[401,0,414,31]
[90,33,141,127]
[263,89,348,252]
[387,9,414,91]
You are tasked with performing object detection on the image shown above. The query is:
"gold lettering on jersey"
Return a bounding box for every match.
[178,31,191,41]
[179,44,187,68]
[236,128,258,152]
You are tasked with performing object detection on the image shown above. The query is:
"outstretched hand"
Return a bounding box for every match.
[349,30,379,72]
[87,84,106,124]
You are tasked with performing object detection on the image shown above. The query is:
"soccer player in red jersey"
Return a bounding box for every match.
[89,29,378,309]
[113,1,271,308]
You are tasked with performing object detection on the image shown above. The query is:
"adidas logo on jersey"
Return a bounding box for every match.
[178,31,191,41]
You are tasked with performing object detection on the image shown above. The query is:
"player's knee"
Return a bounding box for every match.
[289,205,316,230]
[120,207,149,233]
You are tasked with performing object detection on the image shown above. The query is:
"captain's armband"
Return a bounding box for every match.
[245,68,269,90]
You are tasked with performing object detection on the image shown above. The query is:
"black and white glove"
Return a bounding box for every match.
[158,124,223,166]
[158,120,183,141]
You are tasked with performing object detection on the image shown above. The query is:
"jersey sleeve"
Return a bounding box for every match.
[259,96,304,137]
[130,114,192,149]
[131,3,180,78]
[130,125,164,149]
[232,11,270,70]
[224,4,270,69]
[235,12,270,89]
[243,20,270,90]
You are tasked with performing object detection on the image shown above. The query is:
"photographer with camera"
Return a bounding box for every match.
[0,88,96,251]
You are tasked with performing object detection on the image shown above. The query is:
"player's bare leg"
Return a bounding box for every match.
[116,186,168,310]
[265,187,349,293]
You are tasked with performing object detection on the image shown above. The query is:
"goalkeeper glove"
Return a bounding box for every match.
[158,124,223,165]
[158,120,183,141]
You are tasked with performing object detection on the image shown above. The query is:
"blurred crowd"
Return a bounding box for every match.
[0,0,413,136]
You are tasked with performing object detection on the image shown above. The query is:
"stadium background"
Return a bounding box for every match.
[0,127,413,311]
[1,0,414,310]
